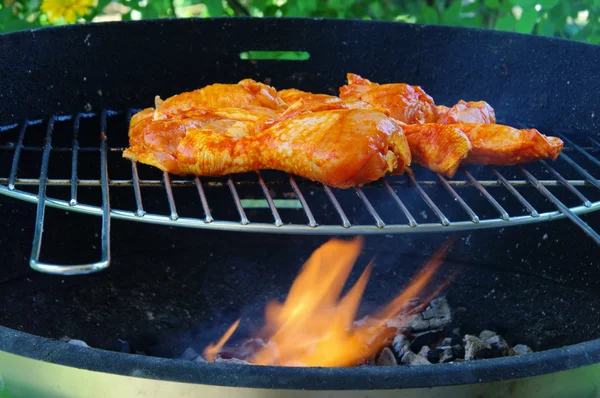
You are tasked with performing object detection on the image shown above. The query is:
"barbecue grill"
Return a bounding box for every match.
[0,17,599,398]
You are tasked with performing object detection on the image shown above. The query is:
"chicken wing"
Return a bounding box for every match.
[436,100,496,124]
[403,123,563,177]
[339,73,438,124]
[456,123,564,165]
[177,108,411,188]
[403,124,472,177]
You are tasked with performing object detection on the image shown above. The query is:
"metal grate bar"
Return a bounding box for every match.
[256,171,283,227]
[163,172,179,221]
[540,160,592,207]
[289,175,317,228]
[463,169,510,221]
[559,153,600,190]
[490,167,539,217]
[228,177,249,225]
[194,177,213,223]
[559,134,600,169]
[355,187,385,228]
[7,123,27,190]
[408,173,450,226]
[324,185,351,228]
[69,114,80,206]
[520,166,600,246]
[130,161,145,217]
[1,177,594,189]
[436,173,479,223]
[1,112,600,274]
[588,136,600,150]
[383,178,417,227]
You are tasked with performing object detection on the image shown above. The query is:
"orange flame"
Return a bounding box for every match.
[204,237,452,367]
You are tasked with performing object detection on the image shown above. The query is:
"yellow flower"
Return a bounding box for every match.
[41,0,95,24]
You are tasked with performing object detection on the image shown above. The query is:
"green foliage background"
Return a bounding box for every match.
[0,0,598,44]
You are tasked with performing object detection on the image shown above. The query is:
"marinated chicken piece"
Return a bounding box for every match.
[456,123,564,165]
[436,100,496,124]
[403,124,472,177]
[339,73,438,124]
[177,108,412,188]
[156,78,287,116]
[266,93,376,128]
[123,105,280,174]
[403,123,564,177]
[278,88,316,105]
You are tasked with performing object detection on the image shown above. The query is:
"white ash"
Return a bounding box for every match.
[375,347,397,366]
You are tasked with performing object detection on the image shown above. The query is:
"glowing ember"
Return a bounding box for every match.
[204,237,452,367]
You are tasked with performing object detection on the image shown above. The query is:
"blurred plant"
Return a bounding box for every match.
[0,0,598,45]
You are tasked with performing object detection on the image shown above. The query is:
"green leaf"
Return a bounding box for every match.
[462,1,479,13]
[441,0,461,25]
[495,14,516,31]
[420,5,438,24]
[515,8,538,33]
[204,0,226,16]
[538,0,559,9]
[484,0,500,9]
[459,15,484,28]
[537,16,555,36]
[509,0,537,7]
[588,35,600,45]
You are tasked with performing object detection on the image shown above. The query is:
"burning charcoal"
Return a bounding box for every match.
[406,315,430,332]
[214,355,251,365]
[451,344,465,359]
[464,335,492,360]
[426,348,444,364]
[409,330,441,354]
[406,297,452,332]
[392,333,410,359]
[417,346,430,357]
[422,297,452,330]
[375,347,398,366]
[68,339,89,348]
[439,348,455,363]
[479,330,497,340]
[178,347,199,361]
[486,335,510,356]
[400,351,430,366]
[512,344,533,356]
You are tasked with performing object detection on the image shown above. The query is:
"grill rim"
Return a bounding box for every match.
[0,324,598,389]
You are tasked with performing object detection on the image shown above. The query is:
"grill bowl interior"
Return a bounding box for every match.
[0,17,600,395]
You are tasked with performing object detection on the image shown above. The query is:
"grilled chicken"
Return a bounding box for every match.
[436,100,496,124]
[339,73,438,124]
[177,108,411,188]
[403,123,563,177]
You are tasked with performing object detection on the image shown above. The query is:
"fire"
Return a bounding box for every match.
[204,237,452,367]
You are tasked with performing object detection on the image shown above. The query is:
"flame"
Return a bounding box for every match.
[204,237,452,367]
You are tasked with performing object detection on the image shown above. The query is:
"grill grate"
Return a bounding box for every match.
[0,110,599,275]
